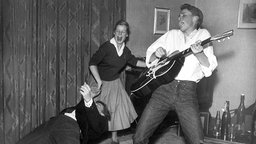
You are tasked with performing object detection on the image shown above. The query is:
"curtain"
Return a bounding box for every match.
[0,0,126,144]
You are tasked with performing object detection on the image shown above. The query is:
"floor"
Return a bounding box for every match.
[93,129,249,144]
[90,122,186,144]
[90,95,184,144]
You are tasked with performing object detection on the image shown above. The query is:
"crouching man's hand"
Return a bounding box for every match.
[80,82,101,102]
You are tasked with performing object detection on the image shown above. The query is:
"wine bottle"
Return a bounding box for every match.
[221,101,231,141]
[236,94,246,137]
[213,111,221,139]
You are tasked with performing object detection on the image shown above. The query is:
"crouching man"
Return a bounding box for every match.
[17,82,110,144]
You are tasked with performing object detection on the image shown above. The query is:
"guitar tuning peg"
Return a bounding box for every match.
[222,39,225,41]
[218,40,221,42]
[227,37,230,39]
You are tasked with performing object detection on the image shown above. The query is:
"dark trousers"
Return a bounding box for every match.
[133,80,203,144]
[17,115,80,144]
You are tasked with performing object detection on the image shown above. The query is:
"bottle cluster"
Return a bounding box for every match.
[212,94,256,143]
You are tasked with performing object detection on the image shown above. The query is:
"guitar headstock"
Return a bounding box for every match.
[210,30,234,42]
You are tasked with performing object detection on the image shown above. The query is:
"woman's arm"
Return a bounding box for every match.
[89,65,102,90]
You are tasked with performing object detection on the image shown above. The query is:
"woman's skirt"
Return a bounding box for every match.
[94,78,137,131]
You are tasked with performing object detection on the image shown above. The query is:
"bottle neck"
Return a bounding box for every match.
[240,95,245,106]
[226,101,230,111]
[216,111,220,117]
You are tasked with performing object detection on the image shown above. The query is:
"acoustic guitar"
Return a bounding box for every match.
[130,30,234,98]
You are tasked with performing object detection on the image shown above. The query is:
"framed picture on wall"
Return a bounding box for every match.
[238,0,256,28]
[153,7,170,34]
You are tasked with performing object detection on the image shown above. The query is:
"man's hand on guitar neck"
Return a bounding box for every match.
[191,40,210,67]
[191,40,203,54]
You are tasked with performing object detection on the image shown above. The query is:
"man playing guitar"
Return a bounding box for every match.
[133,4,218,144]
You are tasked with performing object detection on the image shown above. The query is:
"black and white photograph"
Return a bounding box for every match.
[0,0,256,144]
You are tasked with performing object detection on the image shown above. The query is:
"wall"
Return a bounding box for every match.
[127,0,256,117]
[126,0,194,57]
[196,0,256,116]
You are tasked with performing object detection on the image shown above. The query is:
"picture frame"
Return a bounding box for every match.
[200,112,210,135]
[153,7,170,34]
[237,0,256,28]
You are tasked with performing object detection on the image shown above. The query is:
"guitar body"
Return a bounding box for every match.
[131,57,184,98]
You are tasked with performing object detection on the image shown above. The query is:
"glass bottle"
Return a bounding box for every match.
[230,124,235,142]
[236,94,246,136]
[213,110,221,139]
[221,101,231,141]
[251,99,256,144]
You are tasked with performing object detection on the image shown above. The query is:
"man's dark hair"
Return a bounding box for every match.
[181,4,203,29]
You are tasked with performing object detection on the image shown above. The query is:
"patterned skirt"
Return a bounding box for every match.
[94,78,137,131]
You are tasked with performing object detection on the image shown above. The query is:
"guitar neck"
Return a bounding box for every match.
[174,37,212,58]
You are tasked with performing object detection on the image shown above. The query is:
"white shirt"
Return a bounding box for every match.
[146,29,218,83]
[110,37,125,56]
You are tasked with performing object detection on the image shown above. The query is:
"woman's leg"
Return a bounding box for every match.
[112,131,118,142]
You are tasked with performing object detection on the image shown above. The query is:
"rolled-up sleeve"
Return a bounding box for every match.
[199,30,218,77]
[146,32,170,67]
[200,47,218,77]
